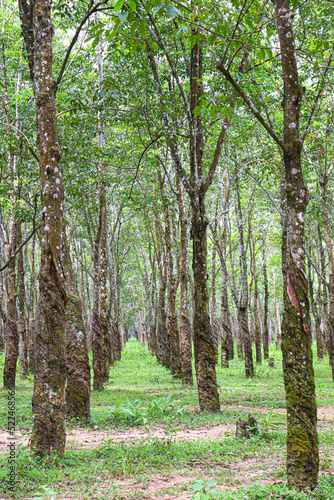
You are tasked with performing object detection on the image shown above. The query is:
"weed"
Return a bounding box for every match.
[190,479,221,499]
[106,392,187,425]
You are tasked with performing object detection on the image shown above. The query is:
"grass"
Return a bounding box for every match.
[0,339,333,499]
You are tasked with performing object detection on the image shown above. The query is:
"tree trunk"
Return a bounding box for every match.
[273,0,318,488]
[307,249,324,360]
[211,231,218,364]
[17,225,29,379]
[63,233,91,423]
[92,208,104,390]
[20,0,68,456]
[3,216,18,388]
[191,199,220,411]
[320,178,334,376]
[163,183,182,379]
[190,29,219,412]
[235,174,253,377]
[318,225,330,357]
[177,179,193,385]
[262,245,269,359]
[253,276,262,365]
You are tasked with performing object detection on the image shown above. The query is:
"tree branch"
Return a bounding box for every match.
[215,62,286,152]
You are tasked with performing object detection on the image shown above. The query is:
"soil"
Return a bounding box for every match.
[1,404,333,454]
[2,405,333,499]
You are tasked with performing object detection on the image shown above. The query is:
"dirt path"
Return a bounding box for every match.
[1,404,333,454]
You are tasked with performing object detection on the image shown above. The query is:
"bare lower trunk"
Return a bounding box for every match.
[177,179,193,385]
[220,224,234,363]
[157,278,170,368]
[92,203,104,390]
[164,195,181,378]
[319,226,330,358]
[192,201,220,412]
[262,245,269,359]
[17,226,29,379]
[211,238,218,364]
[308,251,324,360]
[253,281,262,365]
[3,216,19,388]
[235,313,244,360]
[63,234,91,423]
[235,174,253,377]
[320,179,334,377]
[99,187,111,382]
[237,307,253,377]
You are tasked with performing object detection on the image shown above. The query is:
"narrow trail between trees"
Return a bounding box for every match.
[1,404,333,454]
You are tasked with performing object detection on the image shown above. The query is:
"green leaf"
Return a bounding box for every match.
[165,4,179,19]
[114,0,125,11]
[151,41,159,52]
[118,9,129,21]
[211,105,219,120]
[314,60,319,72]
[139,19,147,39]
[193,104,203,118]
[128,0,136,9]
[206,481,217,487]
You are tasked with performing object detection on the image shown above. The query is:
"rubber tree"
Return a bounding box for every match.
[215,0,326,488]
[18,0,67,456]
[63,232,91,423]
[18,0,103,456]
[141,2,238,410]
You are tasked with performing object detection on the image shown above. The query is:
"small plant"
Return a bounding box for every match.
[257,406,286,434]
[190,480,221,499]
[107,392,187,425]
[33,485,58,500]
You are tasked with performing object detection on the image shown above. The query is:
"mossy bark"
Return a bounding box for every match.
[28,232,36,375]
[63,234,91,423]
[177,178,193,385]
[17,226,29,380]
[220,225,234,363]
[164,190,182,379]
[308,252,324,360]
[262,245,269,359]
[157,278,170,369]
[92,222,104,390]
[3,216,19,388]
[273,0,319,488]
[19,0,67,457]
[319,179,334,376]
[192,203,220,412]
[237,307,254,378]
[235,174,253,378]
[253,281,262,365]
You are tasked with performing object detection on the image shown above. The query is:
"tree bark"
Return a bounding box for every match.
[273,0,318,488]
[307,249,324,360]
[177,179,193,385]
[63,233,91,423]
[210,225,219,364]
[3,216,19,388]
[162,179,182,379]
[17,225,29,379]
[92,217,104,390]
[262,244,269,359]
[189,26,220,412]
[235,174,254,377]
[251,242,262,365]
[18,0,68,457]
[319,178,334,376]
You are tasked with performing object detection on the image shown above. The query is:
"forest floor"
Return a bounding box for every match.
[1,340,334,500]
